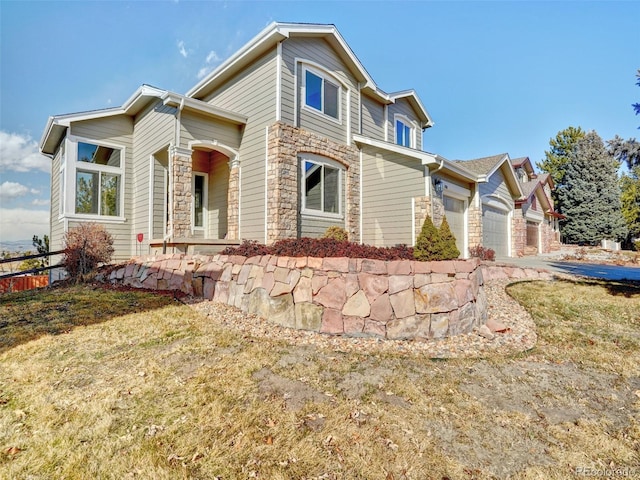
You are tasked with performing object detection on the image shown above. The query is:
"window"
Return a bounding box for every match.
[304,68,340,120]
[192,172,208,230]
[302,157,342,216]
[395,117,414,148]
[74,141,123,217]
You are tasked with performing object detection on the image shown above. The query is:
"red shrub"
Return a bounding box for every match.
[63,223,115,279]
[222,238,414,261]
[468,245,495,261]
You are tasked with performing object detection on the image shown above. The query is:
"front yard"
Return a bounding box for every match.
[1,279,638,479]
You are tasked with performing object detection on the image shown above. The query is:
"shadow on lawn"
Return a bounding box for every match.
[550,277,640,298]
[0,282,180,355]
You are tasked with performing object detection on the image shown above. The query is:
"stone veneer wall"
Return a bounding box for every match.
[266,122,360,243]
[170,147,194,238]
[106,254,492,340]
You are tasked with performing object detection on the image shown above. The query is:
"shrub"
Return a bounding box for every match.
[634,239,640,252]
[468,245,495,261]
[438,216,460,259]
[222,237,414,261]
[414,215,446,261]
[322,225,348,242]
[63,223,114,280]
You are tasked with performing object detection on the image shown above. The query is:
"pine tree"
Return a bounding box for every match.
[558,131,628,244]
[414,215,445,261]
[620,167,640,245]
[438,216,460,259]
[537,126,585,209]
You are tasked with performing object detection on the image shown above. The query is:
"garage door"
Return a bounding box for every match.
[482,206,509,257]
[443,196,465,255]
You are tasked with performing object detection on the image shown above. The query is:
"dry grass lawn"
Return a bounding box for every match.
[1,279,639,479]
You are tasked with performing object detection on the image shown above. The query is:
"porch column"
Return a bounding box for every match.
[467,186,482,249]
[414,196,432,242]
[170,145,193,238]
[227,156,240,240]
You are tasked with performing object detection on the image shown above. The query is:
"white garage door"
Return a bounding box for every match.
[482,206,509,257]
[443,195,465,255]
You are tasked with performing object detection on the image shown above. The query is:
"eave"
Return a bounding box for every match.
[353,134,477,183]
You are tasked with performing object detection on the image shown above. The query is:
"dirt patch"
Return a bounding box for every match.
[252,367,332,411]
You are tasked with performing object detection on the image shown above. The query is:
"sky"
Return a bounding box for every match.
[1,0,638,244]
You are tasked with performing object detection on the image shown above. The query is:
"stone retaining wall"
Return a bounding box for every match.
[104,255,497,340]
[104,255,554,340]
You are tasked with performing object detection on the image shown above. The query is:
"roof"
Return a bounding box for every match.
[39,85,247,155]
[453,153,523,197]
[454,153,507,176]
[186,22,433,128]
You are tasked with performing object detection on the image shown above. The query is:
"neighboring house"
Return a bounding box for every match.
[40,22,484,261]
[453,154,523,257]
[511,157,563,255]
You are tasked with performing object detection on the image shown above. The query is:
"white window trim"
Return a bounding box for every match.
[300,153,344,220]
[191,171,208,233]
[394,114,416,149]
[300,62,343,125]
[66,135,126,221]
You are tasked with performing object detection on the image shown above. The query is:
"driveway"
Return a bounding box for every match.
[496,253,640,281]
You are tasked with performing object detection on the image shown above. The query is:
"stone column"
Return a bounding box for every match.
[414,196,432,241]
[170,146,193,239]
[467,205,482,249]
[266,123,299,243]
[512,208,525,256]
[227,156,240,240]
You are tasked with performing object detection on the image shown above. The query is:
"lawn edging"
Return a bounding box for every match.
[100,254,552,340]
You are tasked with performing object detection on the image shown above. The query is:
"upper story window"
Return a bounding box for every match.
[304,67,340,120]
[395,115,415,148]
[301,155,343,217]
[74,140,123,217]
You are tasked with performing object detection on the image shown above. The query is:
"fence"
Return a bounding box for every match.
[0,250,65,294]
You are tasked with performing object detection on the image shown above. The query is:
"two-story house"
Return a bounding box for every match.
[40,22,486,261]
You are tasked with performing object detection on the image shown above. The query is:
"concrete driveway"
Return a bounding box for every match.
[495,253,640,282]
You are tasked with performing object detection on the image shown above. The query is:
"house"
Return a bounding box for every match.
[40,22,487,261]
[453,153,523,257]
[511,157,563,254]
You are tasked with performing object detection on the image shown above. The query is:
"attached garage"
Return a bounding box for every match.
[482,205,510,257]
[443,195,466,256]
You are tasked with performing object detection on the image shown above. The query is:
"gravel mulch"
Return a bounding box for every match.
[185,279,537,359]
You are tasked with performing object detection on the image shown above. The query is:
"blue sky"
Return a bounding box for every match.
[1,0,638,243]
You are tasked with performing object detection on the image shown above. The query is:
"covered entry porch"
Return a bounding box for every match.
[148,143,241,255]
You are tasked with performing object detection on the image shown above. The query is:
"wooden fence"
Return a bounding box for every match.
[0,275,49,294]
[0,250,64,294]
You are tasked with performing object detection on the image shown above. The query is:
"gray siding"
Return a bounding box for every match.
[479,169,512,203]
[202,50,278,241]
[208,152,230,239]
[281,37,358,145]
[388,98,423,151]
[361,146,424,246]
[132,101,175,247]
[70,116,134,258]
[152,150,168,239]
[361,94,385,140]
[300,215,345,238]
[49,147,65,254]
[180,111,242,150]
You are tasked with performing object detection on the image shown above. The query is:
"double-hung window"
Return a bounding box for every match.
[301,156,342,216]
[395,116,414,148]
[74,141,123,217]
[304,67,340,120]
